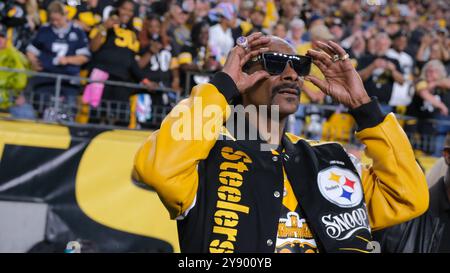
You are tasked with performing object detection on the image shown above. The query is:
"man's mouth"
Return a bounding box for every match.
[271,83,301,101]
[276,88,299,96]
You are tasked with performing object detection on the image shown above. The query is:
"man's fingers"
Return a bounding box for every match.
[307,49,332,66]
[312,60,328,73]
[248,70,270,86]
[327,40,347,56]
[246,32,263,44]
[233,33,268,59]
[305,75,329,94]
[233,33,270,62]
[307,50,329,73]
[239,47,269,67]
[248,36,271,49]
[314,41,335,57]
[231,45,247,60]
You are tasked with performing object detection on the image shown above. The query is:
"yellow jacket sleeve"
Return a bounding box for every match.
[133,81,231,219]
[357,113,429,231]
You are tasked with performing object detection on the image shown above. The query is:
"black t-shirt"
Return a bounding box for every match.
[90,24,143,81]
[357,54,403,104]
[435,87,450,111]
[407,87,450,119]
[139,44,174,88]
[0,2,33,52]
[74,0,114,29]
[178,44,218,91]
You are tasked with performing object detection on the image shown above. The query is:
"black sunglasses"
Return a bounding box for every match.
[243,52,312,77]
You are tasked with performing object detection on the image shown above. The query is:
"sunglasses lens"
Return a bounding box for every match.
[292,56,312,76]
[263,53,311,76]
[265,58,290,75]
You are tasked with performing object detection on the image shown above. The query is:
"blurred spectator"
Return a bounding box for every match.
[373,134,450,253]
[341,30,366,61]
[26,1,90,121]
[0,23,35,119]
[72,0,115,33]
[349,13,364,35]
[365,35,377,56]
[178,21,221,91]
[163,2,190,55]
[386,31,414,107]
[337,0,361,23]
[262,0,280,31]
[171,4,191,55]
[426,136,450,252]
[385,17,401,37]
[0,0,40,52]
[404,15,426,58]
[416,31,450,69]
[415,60,450,155]
[278,0,302,27]
[328,17,345,42]
[138,14,179,91]
[38,0,79,23]
[272,22,287,40]
[388,31,414,78]
[208,2,236,65]
[286,18,306,49]
[373,11,389,31]
[135,14,179,127]
[88,0,150,124]
[237,0,253,21]
[232,1,253,42]
[193,0,211,21]
[306,14,325,32]
[147,0,171,17]
[357,32,404,113]
[138,13,167,50]
[427,156,448,189]
[248,3,268,35]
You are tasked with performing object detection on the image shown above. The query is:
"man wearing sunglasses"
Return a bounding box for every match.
[134,32,429,253]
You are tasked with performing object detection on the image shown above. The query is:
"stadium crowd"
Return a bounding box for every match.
[0,0,449,154]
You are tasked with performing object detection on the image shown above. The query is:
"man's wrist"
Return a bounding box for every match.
[349,94,371,109]
[209,72,239,102]
[349,97,386,131]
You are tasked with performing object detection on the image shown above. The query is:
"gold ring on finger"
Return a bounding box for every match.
[340,53,350,61]
[332,54,340,63]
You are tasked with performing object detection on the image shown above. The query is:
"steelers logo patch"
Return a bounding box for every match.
[317,167,363,208]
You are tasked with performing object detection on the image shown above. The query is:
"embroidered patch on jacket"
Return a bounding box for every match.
[320,208,371,241]
[317,167,363,208]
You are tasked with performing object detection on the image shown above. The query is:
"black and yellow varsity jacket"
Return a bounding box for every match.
[133,72,429,253]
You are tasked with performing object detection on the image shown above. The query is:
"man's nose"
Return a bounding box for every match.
[280,60,298,82]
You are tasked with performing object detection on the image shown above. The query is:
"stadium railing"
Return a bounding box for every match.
[0,66,178,128]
